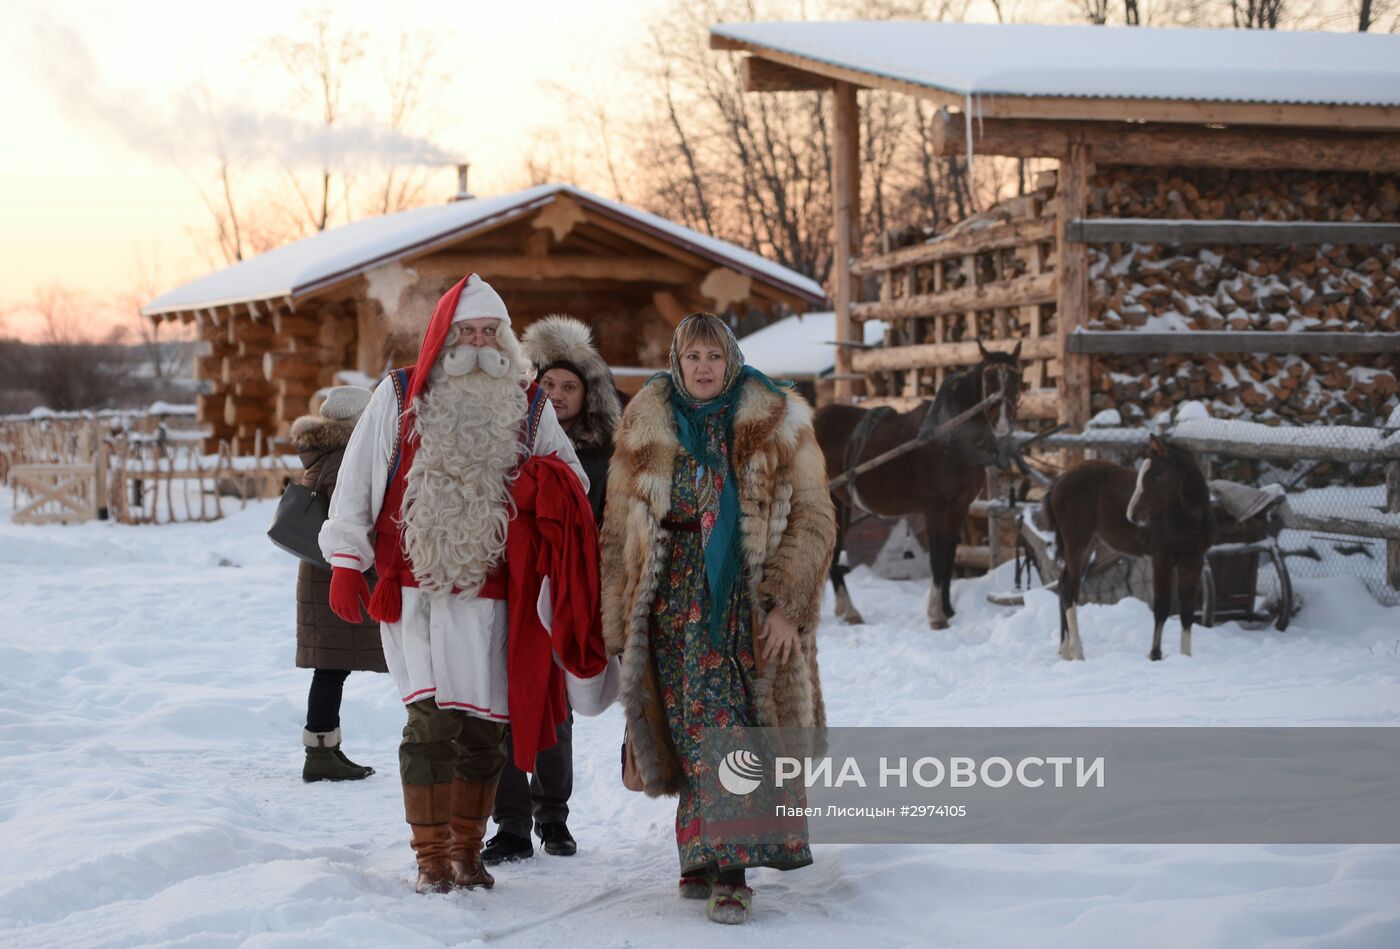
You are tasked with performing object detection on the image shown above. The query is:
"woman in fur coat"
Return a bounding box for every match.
[600,313,835,925]
[290,385,387,782]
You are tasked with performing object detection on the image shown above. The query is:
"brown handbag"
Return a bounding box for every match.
[621,725,644,792]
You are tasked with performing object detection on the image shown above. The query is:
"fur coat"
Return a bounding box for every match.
[600,375,835,797]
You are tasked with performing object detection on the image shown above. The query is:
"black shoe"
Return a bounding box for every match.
[537,821,577,856]
[481,830,533,866]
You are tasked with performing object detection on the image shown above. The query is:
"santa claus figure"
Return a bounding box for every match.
[320,274,607,894]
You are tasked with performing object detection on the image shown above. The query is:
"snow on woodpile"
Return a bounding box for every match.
[1086,168,1400,427]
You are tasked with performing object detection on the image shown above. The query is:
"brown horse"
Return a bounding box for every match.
[1045,435,1215,661]
[814,342,1022,630]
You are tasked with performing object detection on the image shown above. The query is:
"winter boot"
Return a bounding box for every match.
[678,869,715,900]
[706,883,754,924]
[303,728,374,782]
[448,778,497,889]
[403,781,453,894]
[536,821,577,856]
[482,830,534,866]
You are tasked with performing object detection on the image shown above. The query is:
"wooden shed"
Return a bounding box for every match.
[710,22,1400,430]
[143,183,825,451]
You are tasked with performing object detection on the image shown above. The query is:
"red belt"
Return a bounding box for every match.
[661,518,701,532]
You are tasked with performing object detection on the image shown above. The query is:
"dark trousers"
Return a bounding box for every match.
[493,714,573,837]
[399,698,509,786]
[306,669,350,733]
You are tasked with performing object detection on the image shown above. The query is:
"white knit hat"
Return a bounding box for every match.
[319,385,372,421]
[451,273,510,326]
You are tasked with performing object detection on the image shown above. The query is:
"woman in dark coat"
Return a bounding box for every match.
[291,385,387,782]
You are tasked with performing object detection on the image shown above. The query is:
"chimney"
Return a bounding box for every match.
[453,162,475,202]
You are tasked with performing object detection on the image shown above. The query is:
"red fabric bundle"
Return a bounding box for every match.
[504,454,608,772]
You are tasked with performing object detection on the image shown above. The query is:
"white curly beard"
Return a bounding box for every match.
[400,365,528,596]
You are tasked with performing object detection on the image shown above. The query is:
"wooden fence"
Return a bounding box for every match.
[1018,419,1400,594]
[3,414,297,526]
[849,181,1061,420]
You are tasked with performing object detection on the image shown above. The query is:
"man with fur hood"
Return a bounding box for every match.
[480,315,622,864]
[319,274,613,895]
[524,315,621,525]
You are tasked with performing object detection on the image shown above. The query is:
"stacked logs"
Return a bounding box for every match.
[1090,351,1398,425]
[1087,166,1400,427]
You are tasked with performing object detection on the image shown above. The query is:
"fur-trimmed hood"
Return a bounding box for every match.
[521,315,621,451]
[289,414,357,455]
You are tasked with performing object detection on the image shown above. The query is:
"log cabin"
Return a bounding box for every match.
[142,182,825,451]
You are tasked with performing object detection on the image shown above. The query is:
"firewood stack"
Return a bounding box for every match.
[1087,167,1400,426]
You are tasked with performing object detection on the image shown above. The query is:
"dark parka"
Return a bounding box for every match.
[291,414,387,673]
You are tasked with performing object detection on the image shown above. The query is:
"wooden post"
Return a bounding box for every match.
[1388,461,1400,592]
[1055,143,1092,446]
[831,82,861,404]
[986,466,1008,571]
[94,434,109,521]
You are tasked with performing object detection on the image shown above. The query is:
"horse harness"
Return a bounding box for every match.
[841,405,897,517]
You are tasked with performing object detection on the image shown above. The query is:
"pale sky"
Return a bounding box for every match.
[0,0,659,337]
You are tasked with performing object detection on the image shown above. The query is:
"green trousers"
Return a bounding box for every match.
[400,698,508,786]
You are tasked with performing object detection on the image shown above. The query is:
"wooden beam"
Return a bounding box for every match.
[933,110,1400,172]
[741,56,834,92]
[971,94,1400,133]
[708,33,748,51]
[419,253,699,284]
[852,336,1057,373]
[831,81,861,404]
[851,271,1055,322]
[853,218,1055,274]
[652,291,689,328]
[1067,219,1400,246]
[578,210,715,273]
[1019,387,1058,421]
[1056,143,1092,439]
[1067,331,1400,356]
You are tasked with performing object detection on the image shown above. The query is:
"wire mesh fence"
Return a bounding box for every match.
[1020,410,1400,614]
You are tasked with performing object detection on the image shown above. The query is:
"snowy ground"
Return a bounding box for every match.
[2,498,1399,948]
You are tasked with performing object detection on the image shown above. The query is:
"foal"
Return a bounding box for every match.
[1046,435,1215,661]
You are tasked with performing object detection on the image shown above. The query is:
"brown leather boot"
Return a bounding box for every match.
[448,778,498,889]
[403,781,453,894]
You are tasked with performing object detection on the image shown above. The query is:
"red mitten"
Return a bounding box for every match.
[329,567,370,623]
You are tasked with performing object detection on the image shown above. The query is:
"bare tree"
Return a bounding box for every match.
[122,251,191,383]
[265,3,367,233]
[600,0,1004,286]
[373,30,447,215]
[1233,0,1286,27]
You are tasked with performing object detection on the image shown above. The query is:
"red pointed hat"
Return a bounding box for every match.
[404,273,510,406]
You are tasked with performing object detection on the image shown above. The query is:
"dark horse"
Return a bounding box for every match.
[814,342,1022,630]
[1045,435,1215,661]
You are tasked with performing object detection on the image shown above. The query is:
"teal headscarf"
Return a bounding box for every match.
[664,314,787,634]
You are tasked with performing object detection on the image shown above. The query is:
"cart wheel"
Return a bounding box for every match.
[1201,560,1216,628]
[1270,545,1292,632]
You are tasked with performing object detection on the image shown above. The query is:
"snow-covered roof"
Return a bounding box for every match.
[143,184,824,317]
[712,22,1400,110]
[738,311,885,380]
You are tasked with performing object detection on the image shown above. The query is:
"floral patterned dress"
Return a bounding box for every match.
[649,414,813,875]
